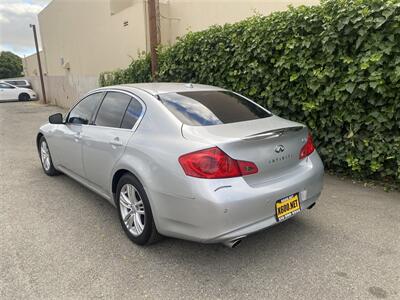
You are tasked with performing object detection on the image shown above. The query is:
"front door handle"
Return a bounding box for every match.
[109,137,123,148]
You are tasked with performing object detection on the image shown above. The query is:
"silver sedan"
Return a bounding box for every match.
[37,83,324,247]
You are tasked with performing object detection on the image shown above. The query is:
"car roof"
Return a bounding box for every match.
[118,82,226,96]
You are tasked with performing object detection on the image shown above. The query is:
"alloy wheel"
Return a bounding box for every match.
[119,184,146,236]
[40,141,51,171]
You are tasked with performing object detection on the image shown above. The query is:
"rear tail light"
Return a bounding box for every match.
[299,132,315,159]
[179,147,258,179]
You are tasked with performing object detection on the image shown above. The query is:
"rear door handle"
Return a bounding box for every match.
[74,132,83,142]
[109,137,123,148]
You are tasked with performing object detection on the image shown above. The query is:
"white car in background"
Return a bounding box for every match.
[0,81,37,102]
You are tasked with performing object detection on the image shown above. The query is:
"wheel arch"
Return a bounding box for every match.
[111,168,144,203]
[19,92,30,100]
[111,167,161,228]
[36,132,44,151]
[112,169,131,194]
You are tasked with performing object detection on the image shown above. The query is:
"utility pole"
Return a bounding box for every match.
[148,0,159,80]
[30,24,47,104]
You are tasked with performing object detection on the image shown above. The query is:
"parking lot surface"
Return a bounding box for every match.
[1,101,399,299]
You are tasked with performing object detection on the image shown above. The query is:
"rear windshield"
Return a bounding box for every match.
[158,91,271,126]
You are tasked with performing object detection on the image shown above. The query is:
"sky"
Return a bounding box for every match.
[0,0,52,57]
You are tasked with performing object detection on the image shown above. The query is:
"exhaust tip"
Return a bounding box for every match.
[307,202,316,210]
[231,239,241,248]
[222,236,245,248]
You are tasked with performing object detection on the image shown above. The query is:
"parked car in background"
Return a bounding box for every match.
[36,83,324,247]
[0,82,37,101]
[3,79,32,89]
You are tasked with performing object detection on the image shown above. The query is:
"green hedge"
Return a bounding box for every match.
[99,0,400,182]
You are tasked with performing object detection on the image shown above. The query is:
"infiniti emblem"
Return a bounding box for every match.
[274,145,285,153]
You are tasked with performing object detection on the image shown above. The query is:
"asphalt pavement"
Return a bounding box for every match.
[1,101,399,299]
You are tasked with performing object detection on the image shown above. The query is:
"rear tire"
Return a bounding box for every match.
[18,93,30,101]
[38,136,60,176]
[116,174,161,245]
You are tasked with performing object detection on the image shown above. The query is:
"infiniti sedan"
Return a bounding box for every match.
[37,83,324,247]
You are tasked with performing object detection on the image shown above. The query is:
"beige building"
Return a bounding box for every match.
[24,0,319,108]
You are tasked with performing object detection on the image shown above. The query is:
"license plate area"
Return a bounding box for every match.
[275,193,301,222]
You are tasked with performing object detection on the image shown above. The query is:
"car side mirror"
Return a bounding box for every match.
[49,113,63,124]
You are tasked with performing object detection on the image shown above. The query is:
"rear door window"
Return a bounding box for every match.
[94,92,132,128]
[158,91,271,126]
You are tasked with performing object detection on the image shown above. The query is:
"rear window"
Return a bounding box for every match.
[158,91,271,126]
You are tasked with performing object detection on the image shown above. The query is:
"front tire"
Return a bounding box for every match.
[39,136,59,176]
[116,174,160,245]
[19,93,30,101]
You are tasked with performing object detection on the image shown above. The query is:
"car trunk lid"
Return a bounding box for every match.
[182,116,308,186]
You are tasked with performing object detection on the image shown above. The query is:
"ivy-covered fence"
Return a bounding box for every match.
[99,0,400,183]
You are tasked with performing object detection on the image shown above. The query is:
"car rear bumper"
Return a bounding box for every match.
[148,151,324,244]
[206,195,319,243]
